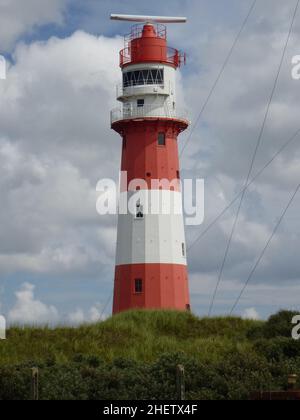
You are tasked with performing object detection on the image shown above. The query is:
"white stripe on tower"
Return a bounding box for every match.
[116,190,187,265]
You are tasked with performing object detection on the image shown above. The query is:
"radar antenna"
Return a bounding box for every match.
[110,14,187,24]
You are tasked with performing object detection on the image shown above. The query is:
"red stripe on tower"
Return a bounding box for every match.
[110,16,190,314]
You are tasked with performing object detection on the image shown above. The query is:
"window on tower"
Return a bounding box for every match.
[136,200,144,219]
[158,132,166,146]
[137,99,144,108]
[135,278,143,294]
[182,243,185,257]
[123,69,164,87]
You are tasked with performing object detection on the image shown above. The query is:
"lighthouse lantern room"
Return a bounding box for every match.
[110,14,191,314]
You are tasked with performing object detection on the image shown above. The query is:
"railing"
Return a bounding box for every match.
[111,104,189,125]
[124,24,167,44]
[123,78,164,88]
[120,46,185,68]
[116,83,166,99]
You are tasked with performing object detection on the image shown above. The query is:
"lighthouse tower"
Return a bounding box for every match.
[110,14,190,314]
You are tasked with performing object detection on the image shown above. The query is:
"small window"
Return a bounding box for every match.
[158,132,166,146]
[176,170,180,179]
[182,243,185,257]
[122,136,126,150]
[135,278,143,294]
[136,200,144,219]
[137,99,144,107]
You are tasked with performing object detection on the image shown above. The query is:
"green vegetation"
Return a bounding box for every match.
[0,309,299,400]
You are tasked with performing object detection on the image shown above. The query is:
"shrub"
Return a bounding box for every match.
[262,310,299,339]
[0,365,31,400]
[254,338,300,362]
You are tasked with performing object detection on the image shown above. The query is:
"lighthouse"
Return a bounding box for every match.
[110,14,190,314]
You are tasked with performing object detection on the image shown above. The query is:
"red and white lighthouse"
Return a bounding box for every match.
[110,14,190,314]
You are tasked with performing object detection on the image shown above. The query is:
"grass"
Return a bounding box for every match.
[0,310,299,400]
[0,309,263,366]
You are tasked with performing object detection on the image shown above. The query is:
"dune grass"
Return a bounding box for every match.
[1,310,299,400]
[0,310,263,366]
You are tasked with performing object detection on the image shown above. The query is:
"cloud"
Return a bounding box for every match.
[67,305,104,325]
[0,0,68,51]
[0,31,121,277]
[7,283,106,326]
[182,0,300,308]
[8,283,59,325]
[242,307,260,320]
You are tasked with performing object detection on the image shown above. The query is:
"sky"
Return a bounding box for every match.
[0,0,300,325]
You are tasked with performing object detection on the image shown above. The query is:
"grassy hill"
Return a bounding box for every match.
[0,309,299,400]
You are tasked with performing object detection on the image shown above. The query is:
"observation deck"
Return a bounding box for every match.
[111,104,189,129]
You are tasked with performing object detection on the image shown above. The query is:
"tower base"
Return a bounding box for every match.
[113,263,190,314]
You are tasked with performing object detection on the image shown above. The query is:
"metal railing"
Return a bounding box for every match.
[120,46,185,68]
[111,104,189,125]
[116,83,167,99]
[124,24,167,44]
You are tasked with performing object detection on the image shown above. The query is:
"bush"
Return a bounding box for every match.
[0,365,32,400]
[262,310,299,339]
[254,338,300,362]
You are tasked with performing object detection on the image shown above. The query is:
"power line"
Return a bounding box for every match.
[187,127,300,251]
[208,0,300,316]
[229,181,300,315]
[100,290,113,320]
[179,0,257,158]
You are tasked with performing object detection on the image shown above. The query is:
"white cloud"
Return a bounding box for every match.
[67,308,85,325]
[183,0,300,306]
[242,307,260,320]
[0,31,121,277]
[8,283,59,325]
[6,283,106,326]
[67,305,104,325]
[0,0,68,51]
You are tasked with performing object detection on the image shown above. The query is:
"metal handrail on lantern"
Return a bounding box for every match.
[124,23,167,44]
[120,46,185,68]
[110,104,189,124]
